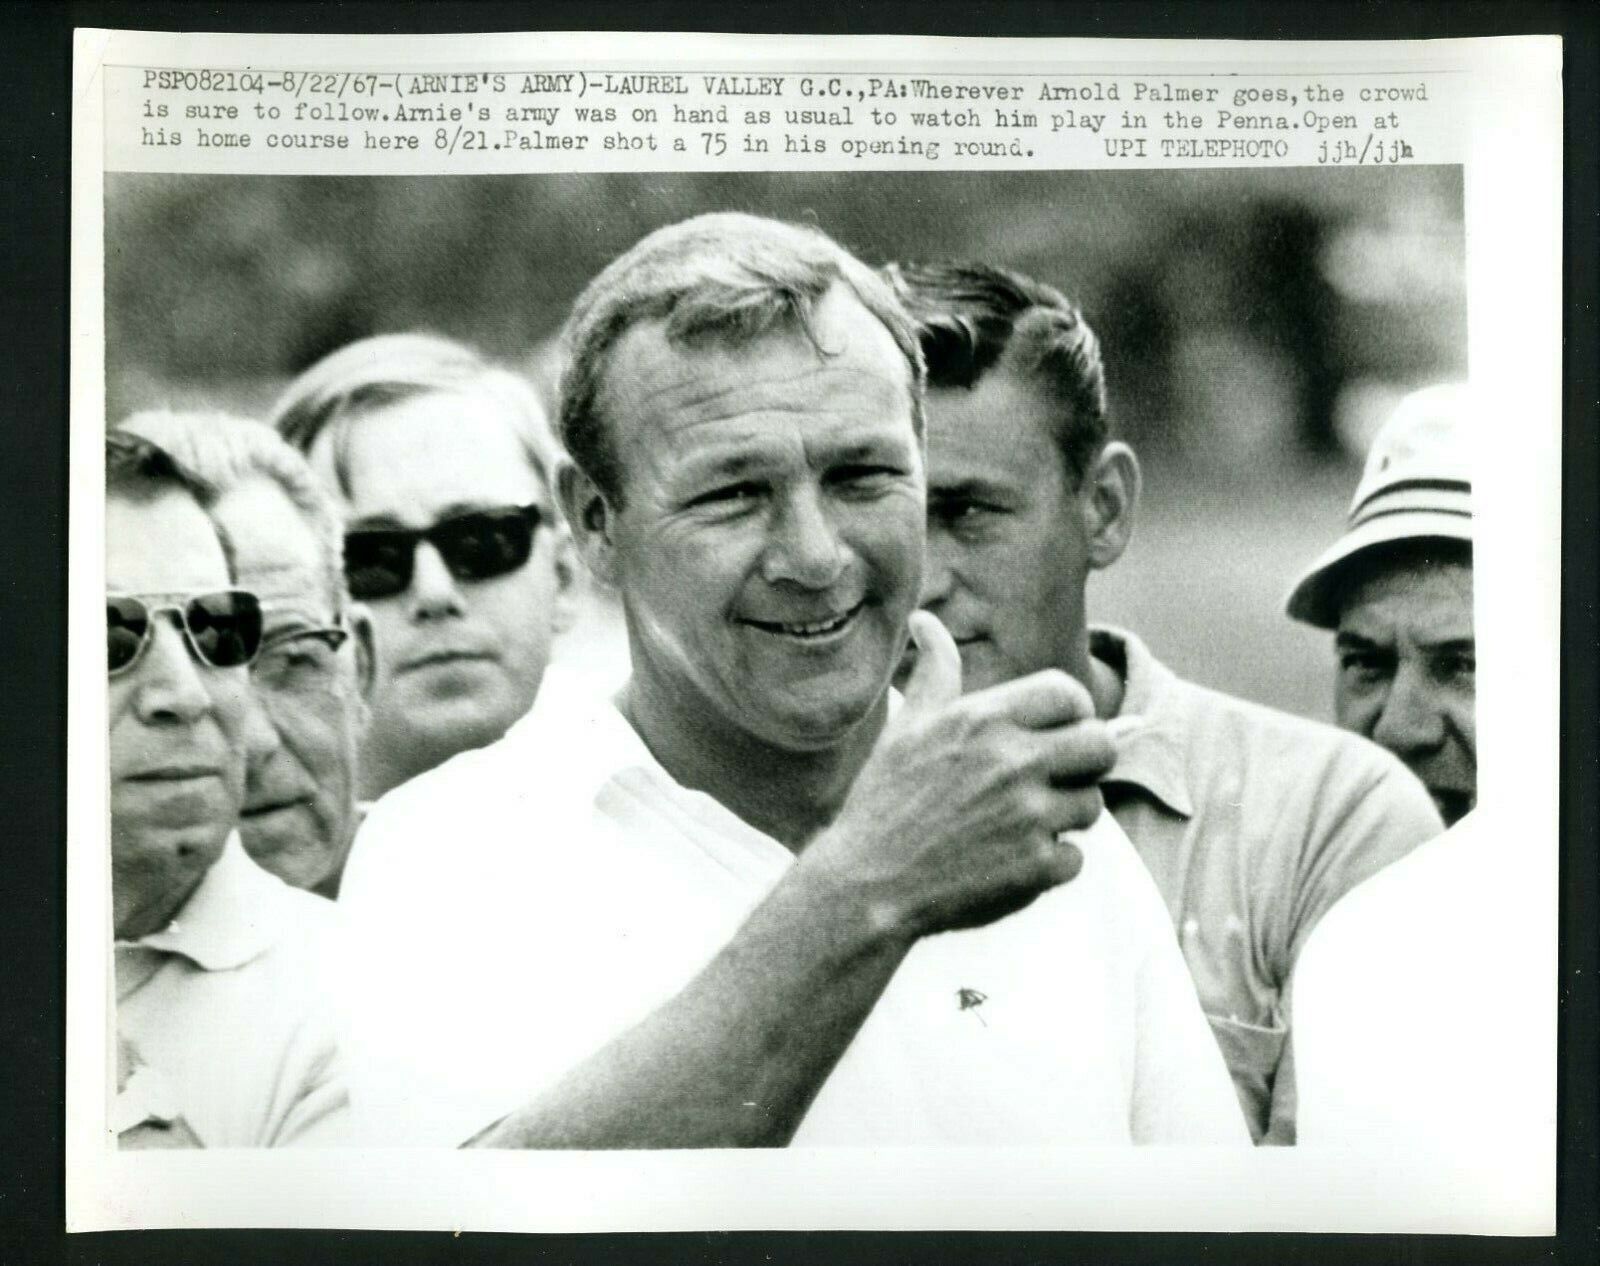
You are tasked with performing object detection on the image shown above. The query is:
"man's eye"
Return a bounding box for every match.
[1436,652,1477,684]
[257,633,337,685]
[1338,652,1390,680]
[688,482,764,509]
[830,465,901,488]
[931,500,990,526]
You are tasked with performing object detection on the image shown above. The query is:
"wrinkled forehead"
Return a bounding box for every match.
[210,477,339,615]
[107,486,231,594]
[1337,555,1475,639]
[600,291,918,471]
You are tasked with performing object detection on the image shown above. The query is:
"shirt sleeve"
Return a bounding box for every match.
[1263,749,1445,1144]
[1287,749,1444,969]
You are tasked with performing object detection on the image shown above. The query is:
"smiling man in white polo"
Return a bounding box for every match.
[336,213,1246,1149]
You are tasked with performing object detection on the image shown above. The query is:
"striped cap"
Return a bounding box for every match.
[1286,383,1473,628]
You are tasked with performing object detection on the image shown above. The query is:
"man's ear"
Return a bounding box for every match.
[1082,441,1140,571]
[347,603,378,713]
[548,528,583,634]
[556,459,619,588]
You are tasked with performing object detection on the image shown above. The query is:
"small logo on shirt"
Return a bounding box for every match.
[957,987,988,1026]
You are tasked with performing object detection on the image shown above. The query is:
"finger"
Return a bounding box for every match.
[968,667,1095,730]
[1048,835,1085,885]
[1028,718,1117,785]
[1048,784,1106,836]
[899,610,962,714]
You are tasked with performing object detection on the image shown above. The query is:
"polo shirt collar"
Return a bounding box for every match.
[506,664,657,808]
[127,834,284,971]
[1092,626,1195,819]
[512,664,906,864]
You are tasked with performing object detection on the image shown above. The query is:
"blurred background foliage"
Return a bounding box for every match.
[105,167,1465,720]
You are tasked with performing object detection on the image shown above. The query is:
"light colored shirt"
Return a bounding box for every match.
[1092,628,1444,1143]
[1293,812,1556,1153]
[114,836,350,1147]
[339,667,1247,1149]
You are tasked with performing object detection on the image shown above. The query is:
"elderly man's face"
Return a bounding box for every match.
[592,285,925,752]
[211,476,367,891]
[1335,556,1475,824]
[308,387,572,795]
[108,488,257,939]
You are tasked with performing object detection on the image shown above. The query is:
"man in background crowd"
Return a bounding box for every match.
[272,333,577,803]
[1285,383,1476,825]
[121,411,372,897]
[107,428,347,1146]
[1287,384,1535,1153]
[337,213,1246,1149]
[884,261,1442,1143]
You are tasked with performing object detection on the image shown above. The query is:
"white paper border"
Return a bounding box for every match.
[66,28,1562,1235]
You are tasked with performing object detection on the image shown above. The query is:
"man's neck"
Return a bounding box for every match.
[1061,627,1125,720]
[618,676,884,853]
[360,729,482,802]
[1087,645,1126,720]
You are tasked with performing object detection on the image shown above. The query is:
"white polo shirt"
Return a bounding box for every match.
[338,668,1247,1148]
[115,836,350,1147]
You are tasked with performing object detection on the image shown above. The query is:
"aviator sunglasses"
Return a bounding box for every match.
[343,503,544,601]
[107,590,264,676]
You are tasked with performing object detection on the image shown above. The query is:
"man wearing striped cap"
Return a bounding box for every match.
[1287,384,1475,825]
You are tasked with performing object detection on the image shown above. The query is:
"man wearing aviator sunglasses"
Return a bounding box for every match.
[108,589,264,678]
[272,333,576,804]
[122,410,376,899]
[105,430,348,1147]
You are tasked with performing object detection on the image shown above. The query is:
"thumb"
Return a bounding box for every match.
[900,611,963,713]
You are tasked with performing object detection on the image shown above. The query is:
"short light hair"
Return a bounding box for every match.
[559,212,925,503]
[883,260,1109,485]
[269,331,563,501]
[118,409,345,612]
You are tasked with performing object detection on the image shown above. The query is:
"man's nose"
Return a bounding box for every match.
[1370,662,1445,757]
[407,541,467,620]
[761,490,846,589]
[134,619,214,723]
[240,687,283,772]
[918,531,955,608]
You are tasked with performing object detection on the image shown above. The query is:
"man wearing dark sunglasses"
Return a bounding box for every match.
[106,431,348,1147]
[121,410,376,899]
[272,333,577,804]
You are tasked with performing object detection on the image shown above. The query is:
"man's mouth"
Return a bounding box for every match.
[402,648,496,671]
[126,765,222,783]
[241,796,308,820]
[741,602,865,641]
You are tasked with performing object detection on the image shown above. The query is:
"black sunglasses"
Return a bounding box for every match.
[107,590,264,677]
[343,503,544,601]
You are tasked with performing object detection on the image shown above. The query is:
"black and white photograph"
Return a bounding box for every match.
[66,30,1563,1236]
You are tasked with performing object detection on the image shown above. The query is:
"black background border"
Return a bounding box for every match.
[4,3,1594,1263]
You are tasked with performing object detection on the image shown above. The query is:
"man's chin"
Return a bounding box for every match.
[397,688,531,745]
[240,815,335,886]
[749,685,888,752]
